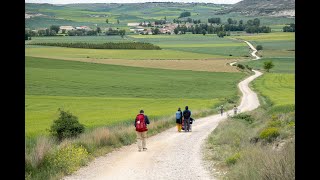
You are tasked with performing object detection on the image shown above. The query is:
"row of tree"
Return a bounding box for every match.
[25,25,127,38]
[173,18,271,37]
[30,42,161,50]
[283,23,295,32]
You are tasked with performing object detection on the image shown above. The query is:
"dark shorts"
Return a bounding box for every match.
[176,118,182,124]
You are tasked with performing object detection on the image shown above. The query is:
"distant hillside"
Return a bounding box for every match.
[216,0,295,17]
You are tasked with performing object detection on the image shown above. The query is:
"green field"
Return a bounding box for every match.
[253,73,295,106]
[230,32,295,58]
[26,56,245,137]
[242,58,295,73]
[26,36,130,44]
[25,46,237,60]
[26,34,250,58]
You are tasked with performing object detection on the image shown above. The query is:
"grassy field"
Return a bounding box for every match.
[253,73,295,106]
[25,46,238,60]
[26,95,219,138]
[25,36,130,44]
[26,56,245,137]
[26,34,250,58]
[24,57,238,72]
[241,57,295,74]
[230,32,295,58]
[141,35,249,57]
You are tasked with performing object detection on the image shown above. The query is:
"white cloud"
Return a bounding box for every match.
[25,0,242,5]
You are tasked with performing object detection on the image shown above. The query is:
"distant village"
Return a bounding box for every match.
[26,21,183,35]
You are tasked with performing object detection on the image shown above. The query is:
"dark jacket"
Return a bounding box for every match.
[183,109,191,119]
[134,113,150,127]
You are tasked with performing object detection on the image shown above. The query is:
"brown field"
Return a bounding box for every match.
[27,56,240,72]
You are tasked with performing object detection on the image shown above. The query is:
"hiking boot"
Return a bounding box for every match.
[143,148,147,151]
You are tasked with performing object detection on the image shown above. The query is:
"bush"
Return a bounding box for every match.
[49,109,85,141]
[267,120,282,127]
[45,144,89,174]
[237,64,245,69]
[245,65,252,71]
[259,127,280,142]
[256,45,263,50]
[232,113,254,124]
[226,152,241,165]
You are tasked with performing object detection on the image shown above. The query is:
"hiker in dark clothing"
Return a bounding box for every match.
[182,106,192,132]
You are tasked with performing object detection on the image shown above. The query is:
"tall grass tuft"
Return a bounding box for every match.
[226,140,295,180]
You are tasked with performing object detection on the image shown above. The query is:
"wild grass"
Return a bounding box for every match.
[25,107,219,180]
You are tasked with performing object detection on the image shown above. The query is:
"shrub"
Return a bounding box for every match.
[267,120,282,127]
[237,64,245,69]
[256,45,263,50]
[245,65,252,71]
[259,127,280,142]
[232,113,254,124]
[49,109,85,141]
[45,144,89,174]
[226,152,241,165]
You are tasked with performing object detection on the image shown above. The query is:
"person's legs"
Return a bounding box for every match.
[185,118,190,131]
[187,118,190,131]
[184,118,188,132]
[136,131,142,151]
[142,131,147,150]
[178,123,182,132]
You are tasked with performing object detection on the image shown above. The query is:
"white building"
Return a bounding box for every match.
[59,26,75,33]
[127,23,140,27]
[75,26,92,31]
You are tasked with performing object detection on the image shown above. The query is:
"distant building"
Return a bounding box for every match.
[130,28,145,33]
[127,23,140,27]
[59,26,75,33]
[75,26,92,31]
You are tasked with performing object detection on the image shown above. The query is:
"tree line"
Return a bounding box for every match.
[173,17,271,37]
[29,42,161,50]
[25,25,127,38]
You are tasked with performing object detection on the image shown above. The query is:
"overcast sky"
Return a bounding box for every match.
[25,0,242,4]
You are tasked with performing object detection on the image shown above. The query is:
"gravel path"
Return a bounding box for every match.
[244,40,261,60]
[62,70,262,180]
[62,40,263,180]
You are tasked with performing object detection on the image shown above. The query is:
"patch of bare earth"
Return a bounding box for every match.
[27,56,240,72]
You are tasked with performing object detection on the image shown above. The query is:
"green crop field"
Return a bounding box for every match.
[253,73,295,106]
[242,58,295,74]
[25,46,236,60]
[26,56,245,138]
[26,34,250,58]
[131,34,250,57]
[230,32,295,58]
[26,36,130,44]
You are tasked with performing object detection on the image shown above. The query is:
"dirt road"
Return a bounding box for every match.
[62,70,262,180]
[62,39,263,180]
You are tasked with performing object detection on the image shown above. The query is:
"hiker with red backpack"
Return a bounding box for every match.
[134,110,150,152]
[182,106,192,132]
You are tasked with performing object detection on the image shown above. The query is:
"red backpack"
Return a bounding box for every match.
[136,114,147,132]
